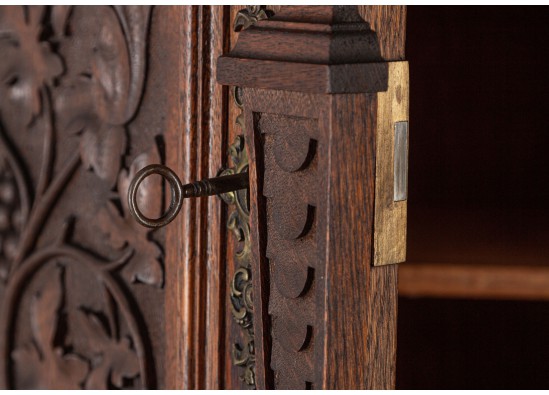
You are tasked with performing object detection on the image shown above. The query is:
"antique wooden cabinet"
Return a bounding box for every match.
[3,5,546,391]
[0,5,405,389]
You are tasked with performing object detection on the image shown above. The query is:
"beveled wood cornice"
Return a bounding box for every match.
[217,5,389,94]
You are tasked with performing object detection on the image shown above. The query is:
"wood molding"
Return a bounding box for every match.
[218,6,389,93]
[164,5,229,390]
[218,5,406,389]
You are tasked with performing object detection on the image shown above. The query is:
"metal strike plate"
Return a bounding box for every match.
[394,121,409,202]
[373,61,409,266]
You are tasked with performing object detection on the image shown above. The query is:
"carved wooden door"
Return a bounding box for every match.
[0,5,176,389]
[0,5,406,390]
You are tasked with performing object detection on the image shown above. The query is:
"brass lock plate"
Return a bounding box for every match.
[373,61,409,266]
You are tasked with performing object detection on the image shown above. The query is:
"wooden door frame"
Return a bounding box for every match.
[164,5,229,390]
[165,5,406,389]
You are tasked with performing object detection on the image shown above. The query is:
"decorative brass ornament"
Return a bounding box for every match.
[224,6,273,388]
[220,86,254,387]
[233,5,273,32]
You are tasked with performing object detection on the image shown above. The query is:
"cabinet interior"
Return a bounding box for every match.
[398,6,549,389]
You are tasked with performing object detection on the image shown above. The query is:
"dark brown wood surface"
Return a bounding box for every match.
[218,6,391,93]
[164,5,230,390]
[0,5,167,389]
[0,5,408,389]
[220,5,407,389]
[0,5,234,390]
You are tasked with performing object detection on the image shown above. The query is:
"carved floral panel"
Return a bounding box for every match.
[0,6,165,389]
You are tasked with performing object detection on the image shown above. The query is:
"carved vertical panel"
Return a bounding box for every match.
[243,86,394,390]
[218,5,405,390]
[240,88,329,390]
[261,113,319,389]
[0,6,167,389]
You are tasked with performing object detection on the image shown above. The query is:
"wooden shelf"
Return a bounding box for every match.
[402,205,549,300]
[397,6,549,390]
[402,6,549,302]
[399,262,549,301]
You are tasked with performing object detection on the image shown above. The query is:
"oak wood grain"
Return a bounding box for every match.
[218,6,389,94]
[400,263,549,301]
[165,5,229,390]
[219,6,407,389]
[224,5,243,390]
[358,6,406,61]
[324,93,378,388]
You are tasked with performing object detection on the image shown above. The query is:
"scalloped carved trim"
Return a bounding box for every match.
[259,113,319,389]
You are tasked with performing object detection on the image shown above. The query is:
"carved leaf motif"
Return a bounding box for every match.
[30,269,63,350]
[110,6,152,124]
[118,148,161,219]
[0,5,156,389]
[11,267,89,389]
[51,5,72,38]
[12,345,89,390]
[98,147,163,287]
[76,310,139,389]
[54,6,151,128]
[99,201,163,286]
[80,125,127,189]
[53,6,150,187]
[0,6,63,126]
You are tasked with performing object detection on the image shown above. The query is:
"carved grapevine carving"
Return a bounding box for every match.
[0,6,162,389]
[12,267,88,390]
